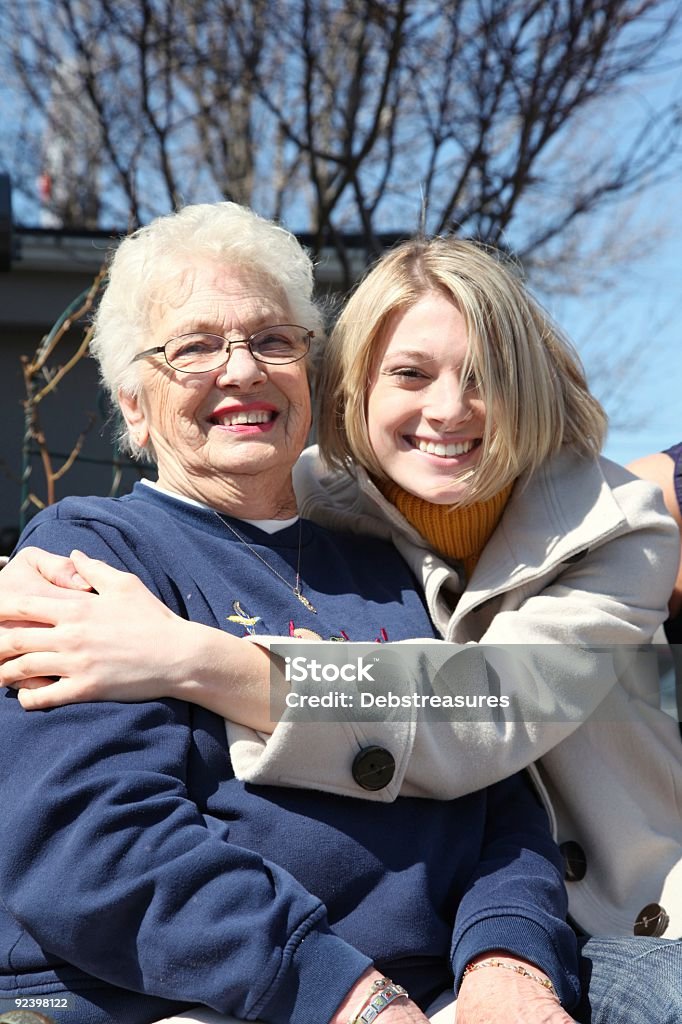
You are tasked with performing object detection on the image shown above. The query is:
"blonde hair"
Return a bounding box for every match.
[317,237,606,503]
[91,202,324,459]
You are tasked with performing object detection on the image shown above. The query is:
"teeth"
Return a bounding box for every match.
[218,410,274,426]
[415,439,475,457]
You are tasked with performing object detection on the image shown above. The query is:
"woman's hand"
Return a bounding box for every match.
[0,549,278,726]
[0,545,94,690]
[0,550,194,708]
[0,545,92,596]
[330,969,430,1024]
[456,955,576,1024]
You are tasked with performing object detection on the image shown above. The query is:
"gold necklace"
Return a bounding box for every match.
[212,511,317,614]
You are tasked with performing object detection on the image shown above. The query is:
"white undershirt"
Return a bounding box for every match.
[140,478,298,534]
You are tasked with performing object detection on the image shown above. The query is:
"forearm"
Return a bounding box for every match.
[451,774,579,1010]
[226,639,608,799]
[0,542,287,728]
[456,953,576,1024]
[330,969,428,1024]
[169,619,287,730]
[230,504,679,797]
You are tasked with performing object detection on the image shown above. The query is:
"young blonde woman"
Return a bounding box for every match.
[2,234,682,1022]
[290,238,682,937]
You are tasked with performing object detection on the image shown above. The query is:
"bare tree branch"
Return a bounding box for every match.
[1,0,679,284]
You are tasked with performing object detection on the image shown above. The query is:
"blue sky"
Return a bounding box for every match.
[545,50,682,469]
[551,195,681,468]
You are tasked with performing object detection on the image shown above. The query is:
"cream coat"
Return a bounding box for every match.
[227,446,682,938]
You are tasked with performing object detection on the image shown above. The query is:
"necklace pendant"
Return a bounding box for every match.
[294,589,317,614]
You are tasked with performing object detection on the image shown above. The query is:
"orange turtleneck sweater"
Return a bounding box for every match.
[378,480,514,579]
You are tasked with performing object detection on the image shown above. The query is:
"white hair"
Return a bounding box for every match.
[90,202,324,459]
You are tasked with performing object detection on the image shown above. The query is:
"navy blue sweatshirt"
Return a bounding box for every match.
[0,484,579,1023]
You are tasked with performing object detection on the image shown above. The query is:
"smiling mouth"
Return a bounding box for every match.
[210,410,277,427]
[408,437,480,458]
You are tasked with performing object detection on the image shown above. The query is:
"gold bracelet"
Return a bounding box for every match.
[348,977,409,1024]
[463,957,558,999]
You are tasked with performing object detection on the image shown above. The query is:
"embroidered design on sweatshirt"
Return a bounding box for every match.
[225,602,391,643]
[227,600,261,634]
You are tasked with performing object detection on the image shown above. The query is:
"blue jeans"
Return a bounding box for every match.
[576,936,682,1023]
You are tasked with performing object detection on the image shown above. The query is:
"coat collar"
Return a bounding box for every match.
[354,449,628,619]
[464,449,626,595]
[294,445,628,620]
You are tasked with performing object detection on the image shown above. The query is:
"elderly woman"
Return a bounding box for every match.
[292,239,682,931]
[0,206,583,1024]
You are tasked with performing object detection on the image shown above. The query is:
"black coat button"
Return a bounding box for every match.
[559,841,587,882]
[352,746,396,791]
[634,903,669,937]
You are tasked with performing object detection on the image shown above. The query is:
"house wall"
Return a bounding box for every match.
[0,245,148,551]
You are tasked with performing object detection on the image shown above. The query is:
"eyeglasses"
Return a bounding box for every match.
[131,324,314,374]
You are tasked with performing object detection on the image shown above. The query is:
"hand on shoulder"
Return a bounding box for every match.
[628,451,682,618]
